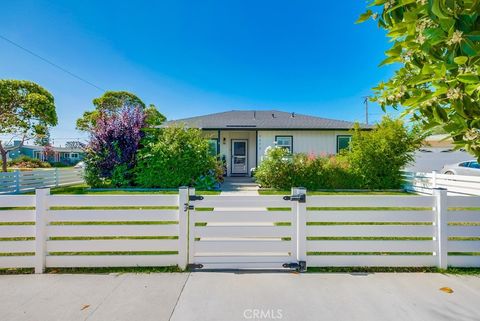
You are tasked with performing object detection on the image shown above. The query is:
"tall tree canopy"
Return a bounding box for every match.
[76,91,166,131]
[358,0,480,159]
[0,80,57,172]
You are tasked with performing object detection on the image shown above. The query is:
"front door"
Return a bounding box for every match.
[231,140,248,175]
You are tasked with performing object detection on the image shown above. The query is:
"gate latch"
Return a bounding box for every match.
[189,195,204,201]
[282,261,307,272]
[187,263,204,270]
[283,194,306,203]
[184,203,195,211]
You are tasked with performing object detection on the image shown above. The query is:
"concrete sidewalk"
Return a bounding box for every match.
[1,272,479,321]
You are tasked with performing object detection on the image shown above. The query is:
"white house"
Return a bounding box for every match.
[167,110,371,176]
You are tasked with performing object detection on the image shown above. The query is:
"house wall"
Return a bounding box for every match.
[203,130,256,176]
[257,130,351,165]
[203,129,352,176]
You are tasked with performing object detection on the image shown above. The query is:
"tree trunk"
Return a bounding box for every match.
[0,150,7,172]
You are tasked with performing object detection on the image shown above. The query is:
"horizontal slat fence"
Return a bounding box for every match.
[0,168,85,194]
[306,194,438,267]
[0,188,189,272]
[404,171,480,196]
[0,188,479,271]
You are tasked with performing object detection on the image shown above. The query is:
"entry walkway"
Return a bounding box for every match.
[220,176,259,196]
[1,272,479,321]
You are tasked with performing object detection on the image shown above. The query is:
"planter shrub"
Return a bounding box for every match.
[254,148,360,190]
[255,117,421,190]
[135,126,220,188]
[346,117,423,189]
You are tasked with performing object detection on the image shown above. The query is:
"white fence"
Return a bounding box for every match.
[0,168,84,194]
[0,188,479,272]
[404,171,480,196]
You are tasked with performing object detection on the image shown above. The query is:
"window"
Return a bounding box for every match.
[469,161,480,169]
[459,162,469,167]
[337,135,352,153]
[275,136,293,153]
[70,153,79,158]
[208,139,218,156]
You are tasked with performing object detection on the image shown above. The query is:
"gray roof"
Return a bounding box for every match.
[166,110,370,130]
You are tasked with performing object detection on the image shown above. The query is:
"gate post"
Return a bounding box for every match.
[292,187,307,267]
[35,188,50,274]
[187,187,196,267]
[178,187,189,270]
[434,188,448,269]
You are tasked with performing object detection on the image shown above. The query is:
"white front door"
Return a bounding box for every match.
[231,140,248,175]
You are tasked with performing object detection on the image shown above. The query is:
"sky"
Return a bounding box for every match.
[0,0,396,146]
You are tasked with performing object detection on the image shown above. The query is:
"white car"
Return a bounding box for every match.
[441,160,480,176]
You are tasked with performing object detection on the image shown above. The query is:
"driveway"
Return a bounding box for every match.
[1,272,479,321]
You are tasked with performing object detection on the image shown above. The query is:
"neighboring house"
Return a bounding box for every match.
[7,141,85,165]
[166,110,370,176]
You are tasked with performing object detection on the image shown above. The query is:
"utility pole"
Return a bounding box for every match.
[363,96,369,125]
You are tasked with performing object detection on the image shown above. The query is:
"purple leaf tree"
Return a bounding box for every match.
[85,106,146,185]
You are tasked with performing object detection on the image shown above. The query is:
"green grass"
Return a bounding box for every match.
[259,189,411,195]
[23,184,221,195]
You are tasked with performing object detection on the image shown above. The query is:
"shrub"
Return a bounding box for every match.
[346,117,423,189]
[84,106,145,187]
[5,156,51,169]
[135,126,219,188]
[254,148,360,190]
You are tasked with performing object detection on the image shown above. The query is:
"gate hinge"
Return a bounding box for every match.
[283,194,306,203]
[282,261,307,272]
[187,263,204,270]
[189,195,204,201]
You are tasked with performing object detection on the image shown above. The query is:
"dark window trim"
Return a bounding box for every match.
[336,135,352,153]
[230,139,248,175]
[275,135,293,154]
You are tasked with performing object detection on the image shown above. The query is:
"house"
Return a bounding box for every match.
[167,110,370,176]
[7,141,85,165]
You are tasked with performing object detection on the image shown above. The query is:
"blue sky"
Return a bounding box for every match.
[0,0,395,145]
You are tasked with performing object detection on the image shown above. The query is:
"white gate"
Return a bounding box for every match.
[187,190,306,270]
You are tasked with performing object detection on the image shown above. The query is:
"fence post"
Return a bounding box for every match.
[55,168,59,187]
[432,170,437,189]
[35,188,50,273]
[433,188,448,269]
[188,187,196,267]
[178,187,189,270]
[292,187,307,268]
[14,169,20,193]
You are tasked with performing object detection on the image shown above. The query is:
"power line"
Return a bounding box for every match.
[0,34,105,92]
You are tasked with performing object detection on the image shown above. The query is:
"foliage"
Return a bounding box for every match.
[135,126,218,188]
[4,156,51,169]
[358,0,480,160]
[194,170,220,190]
[84,106,145,187]
[0,80,57,172]
[255,117,421,190]
[254,148,361,190]
[76,91,165,131]
[65,141,86,149]
[347,117,423,189]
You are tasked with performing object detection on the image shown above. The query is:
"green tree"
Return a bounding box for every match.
[347,117,423,189]
[358,0,480,159]
[0,80,57,172]
[76,91,166,131]
[135,126,217,188]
